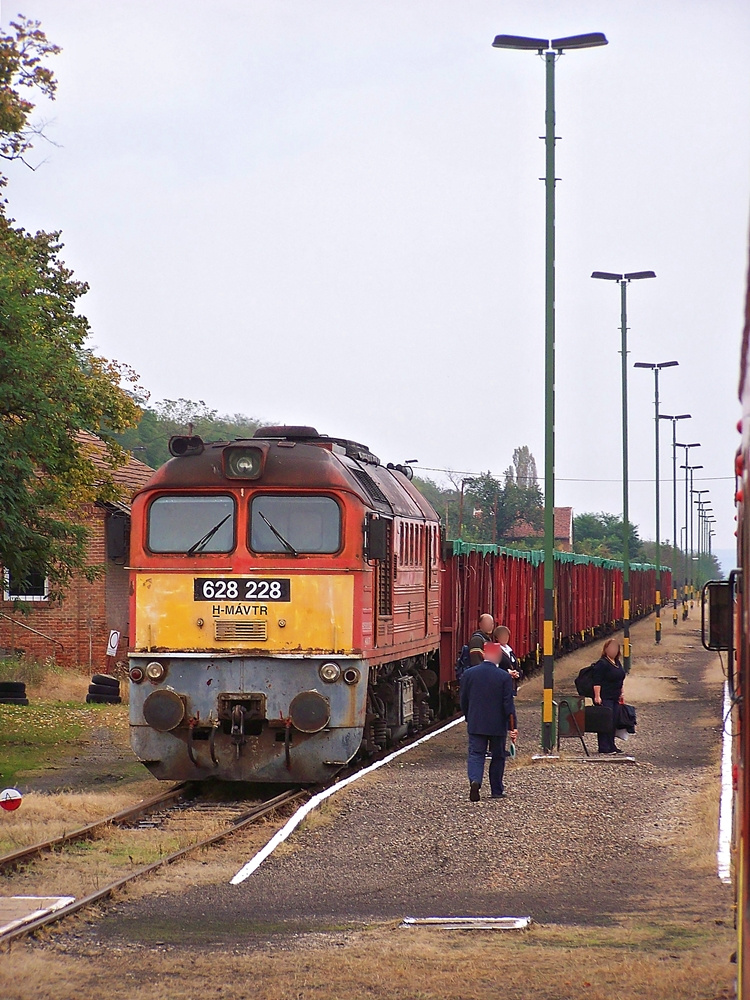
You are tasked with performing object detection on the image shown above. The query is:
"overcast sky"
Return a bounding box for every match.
[3,1,748,564]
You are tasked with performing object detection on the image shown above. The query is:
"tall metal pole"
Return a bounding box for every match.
[494,30,608,753]
[636,362,679,643]
[620,279,631,671]
[671,422,678,624]
[541,49,556,752]
[654,367,662,644]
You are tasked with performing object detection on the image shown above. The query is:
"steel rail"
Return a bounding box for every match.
[0,782,192,873]
[0,787,306,948]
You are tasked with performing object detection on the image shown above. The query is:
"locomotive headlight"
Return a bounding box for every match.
[224,446,263,480]
[342,667,360,686]
[145,661,167,683]
[319,662,341,683]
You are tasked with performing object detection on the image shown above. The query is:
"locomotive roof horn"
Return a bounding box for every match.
[169,435,205,457]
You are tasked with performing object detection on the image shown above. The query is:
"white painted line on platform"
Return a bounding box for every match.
[230,715,467,885]
[400,916,532,931]
[0,896,75,937]
[718,680,733,884]
[582,756,636,764]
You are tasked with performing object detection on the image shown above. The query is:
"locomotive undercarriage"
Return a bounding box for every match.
[360,652,439,756]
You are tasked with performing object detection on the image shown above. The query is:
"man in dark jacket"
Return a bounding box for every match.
[468,613,495,666]
[459,642,517,801]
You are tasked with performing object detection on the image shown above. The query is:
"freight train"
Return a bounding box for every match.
[127,424,666,784]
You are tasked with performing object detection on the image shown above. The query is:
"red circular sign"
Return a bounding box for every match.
[0,788,22,811]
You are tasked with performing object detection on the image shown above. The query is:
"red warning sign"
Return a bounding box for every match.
[0,788,22,811]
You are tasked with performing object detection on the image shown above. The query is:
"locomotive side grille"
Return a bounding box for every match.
[377,524,393,616]
[214,620,268,642]
[351,468,392,510]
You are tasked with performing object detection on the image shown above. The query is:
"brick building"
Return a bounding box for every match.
[0,433,154,669]
[501,506,574,552]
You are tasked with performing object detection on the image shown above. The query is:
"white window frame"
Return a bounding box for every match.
[3,570,50,602]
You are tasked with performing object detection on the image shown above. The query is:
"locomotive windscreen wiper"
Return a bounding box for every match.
[186,514,232,556]
[258,511,298,556]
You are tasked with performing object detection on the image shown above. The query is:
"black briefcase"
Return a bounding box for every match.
[584,705,613,734]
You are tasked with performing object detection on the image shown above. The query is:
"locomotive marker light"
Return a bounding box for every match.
[659,413,691,625]
[319,662,341,683]
[145,661,167,683]
[493,30,608,752]
[634,360,678,644]
[591,270,656,672]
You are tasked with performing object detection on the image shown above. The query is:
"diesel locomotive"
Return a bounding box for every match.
[128,425,442,783]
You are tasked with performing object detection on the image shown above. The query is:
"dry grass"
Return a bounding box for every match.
[0,920,735,1000]
[0,787,156,853]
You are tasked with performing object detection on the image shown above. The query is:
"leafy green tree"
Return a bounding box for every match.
[0,18,142,599]
[573,512,644,561]
[115,398,262,469]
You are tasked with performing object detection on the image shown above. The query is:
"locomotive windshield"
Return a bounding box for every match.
[148,495,235,553]
[250,495,340,554]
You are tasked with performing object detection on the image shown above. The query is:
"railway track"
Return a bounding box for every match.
[0,714,460,948]
[0,785,306,947]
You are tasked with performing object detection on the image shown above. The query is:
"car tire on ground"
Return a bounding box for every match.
[0,696,30,705]
[91,674,119,688]
[86,693,122,705]
[0,681,26,695]
[88,682,121,697]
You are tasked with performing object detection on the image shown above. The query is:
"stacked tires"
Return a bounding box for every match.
[86,673,121,705]
[0,680,28,705]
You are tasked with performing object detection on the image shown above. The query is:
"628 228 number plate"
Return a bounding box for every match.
[193,578,290,602]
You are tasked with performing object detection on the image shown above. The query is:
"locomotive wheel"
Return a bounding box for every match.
[88,682,121,697]
[0,696,29,705]
[86,693,122,705]
[91,673,119,688]
[0,681,26,695]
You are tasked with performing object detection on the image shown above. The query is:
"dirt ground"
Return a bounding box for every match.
[0,614,737,999]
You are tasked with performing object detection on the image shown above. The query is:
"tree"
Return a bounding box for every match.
[572,512,644,561]
[115,399,262,469]
[0,19,142,599]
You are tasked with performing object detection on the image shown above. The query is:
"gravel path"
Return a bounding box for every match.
[90,620,730,941]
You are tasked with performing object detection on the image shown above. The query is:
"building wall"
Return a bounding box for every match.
[0,504,130,669]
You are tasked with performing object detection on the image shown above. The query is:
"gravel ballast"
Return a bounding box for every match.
[93,620,731,941]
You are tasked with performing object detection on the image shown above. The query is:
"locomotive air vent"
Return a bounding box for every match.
[215,620,268,642]
[351,468,392,510]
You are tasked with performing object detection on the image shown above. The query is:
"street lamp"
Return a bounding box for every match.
[592,270,656,671]
[680,459,703,613]
[677,444,700,617]
[494,30,607,752]
[659,413,691,625]
[693,490,710,586]
[634,360,678,644]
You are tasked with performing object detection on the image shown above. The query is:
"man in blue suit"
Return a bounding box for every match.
[459,642,517,801]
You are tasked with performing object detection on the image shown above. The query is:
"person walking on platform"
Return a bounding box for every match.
[592,639,626,755]
[460,642,517,801]
[493,624,522,691]
[468,613,495,666]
